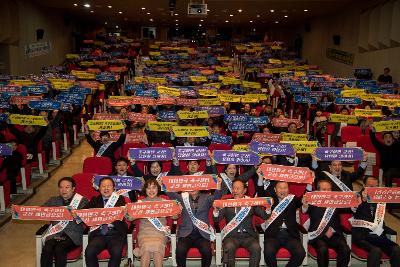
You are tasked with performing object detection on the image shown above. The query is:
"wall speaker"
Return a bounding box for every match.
[333,35,341,45]
[36,29,44,41]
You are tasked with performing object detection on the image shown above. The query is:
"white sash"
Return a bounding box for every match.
[42,193,83,244]
[148,218,171,238]
[349,203,386,236]
[96,142,112,157]
[308,207,336,240]
[322,171,351,192]
[156,171,169,183]
[182,192,215,241]
[90,192,120,232]
[192,171,204,175]
[220,173,233,193]
[221,205,251,240]
[261,194,295,231]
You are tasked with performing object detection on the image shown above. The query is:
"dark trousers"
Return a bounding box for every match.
[41,235,77,267]
[264,230,306,267]
[383,168,400,187]
[85,231,125,267]
[223,233,261,267]
[354,234,400,267]
[176,235,212,267]
[310,233,350,267]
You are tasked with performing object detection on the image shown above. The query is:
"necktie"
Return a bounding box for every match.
[101,199,109,235]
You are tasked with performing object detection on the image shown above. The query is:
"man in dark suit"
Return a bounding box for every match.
[262,181,306,267]
[213,179,270,267]
[85,129,126,165]
[39,177,88,267]
[352,176,400,267]
[110,157,138,202]
[311,152,367,191]
[302,179,351,267]
[83,177,127,267]
[166,180,222,267]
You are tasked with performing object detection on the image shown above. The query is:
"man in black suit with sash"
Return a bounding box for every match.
[213,179,270,267]
[261,181,306,267]
[83,177,127,267]
[302,179,350,267]
[352,176,400,267]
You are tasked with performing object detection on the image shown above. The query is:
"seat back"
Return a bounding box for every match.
[340,126,362,144]
[72,172,98,200]
[83,156,112,174]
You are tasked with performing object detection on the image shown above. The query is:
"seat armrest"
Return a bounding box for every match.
[36,224,50,236]
[385,226,397,236]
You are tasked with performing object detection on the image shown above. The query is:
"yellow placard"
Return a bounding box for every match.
[198,98,221,106]
[329,114,358,124]
[157,86,180,97]
[221,77,241,85]
[190,76,208,82]
[66,54,80,59]
[235,45,247,51]
[360,94,380,101]
[147,77,167,84]
[341,89,365,98]
[354,109,382,118]
[373,120,400,132]
[215,66,231,72]
[282,60,295,65]
[51,81,75,90]
[283,141,318,154]
[242,81,261,89]
[217,57,230,61]
[264,68,288,74]
[79,61,94,67]
[245,94,268,101]
[134,77,148,83]
[87,120,124,131]
[218,94,241,103]
[268,59,282,64]
[99,84,105,90]
[9,79,34,86]
[270,46,282,50]
[294,71,307,77]
[9,114,47,126]
[246,49,256,53]
[71,70,96,80]
[149,45,160,49]
[203,83,221,89]
[281,133,308,141]
[146,122,177,132]
[233,144,249,151]
[375,98,400,107]
[198,89,218,97]
[149,51,161,56]
[241,95,260,103]
[176,111,209,120]
[172,126,209,137]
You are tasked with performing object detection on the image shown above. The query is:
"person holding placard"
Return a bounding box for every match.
[331,107,350,147]
[110,157,138,202]
[370,128,400,187]
[85,127,126,165]
[82,177,128,267]
[352,176,400,267]
[40,177,88,267]
[0,140,23,194]
[311,151,367,192]
[261,181,306,267]
[164,178,222,267]
[213,179,270,267]
[302,180,351,267]
[213,163,256,196]
[130,179,180,267]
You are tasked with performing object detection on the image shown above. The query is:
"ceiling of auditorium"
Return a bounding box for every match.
[33,0,363,27]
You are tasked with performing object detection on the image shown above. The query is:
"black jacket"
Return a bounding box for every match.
[370,131,400,171]
[307,205,343,239]
[85,133,126,164]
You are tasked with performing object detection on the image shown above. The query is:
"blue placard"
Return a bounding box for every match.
[28,100,62,110]
[249,141,295,156]
[380,83,399,89]
[175,146,210,160]
[369,88,394,95]
[335,97,362,105]
[0,102,11,109]
[0,113,8,121]
[211,134,232,145]
[247,116,269,125]
[93,175,142,191]
[157,110,177,121]
[135,89,158,97]
[294,95,318,104]
[69,86,92,94]
[315,147,364,161]
[213,150,259,165]
[21,85,48,94]
[290,86,311,94]
[129,147,173,161]
[0,144,12,156]
[195,106,225,116]
[56,93,85,105]
[394,107,400,115]
[96,73,116,81]
[223,114,249,123]
[228,122,259,132]
[125,83,146,91]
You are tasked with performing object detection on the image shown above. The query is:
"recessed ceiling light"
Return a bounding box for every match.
[118,11,123,14]
[207,9,210,12]
[175,19,179,22]
[174,13,178,16]
[175,23,179,26]
[270,9,275,12]
[150,18,153,21]
[116,25,119,28]
[83,3,90,8]
[238,9,242,13]
[304,9,309,12]
[200,19,203,22]
[73,3,78,7]
[229,14,233,17]
[275,21,279,23]
[104,21,107,24]
[253,28,256,31]
[249,20,253,23]
[107,5,112,8]
[147,12,150,15]
[90,10,94,13]
[225,20,229,23]
[141,7,146,10]
[257,14,260,18]
[199,24,202,26]
[284,15,288,18]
